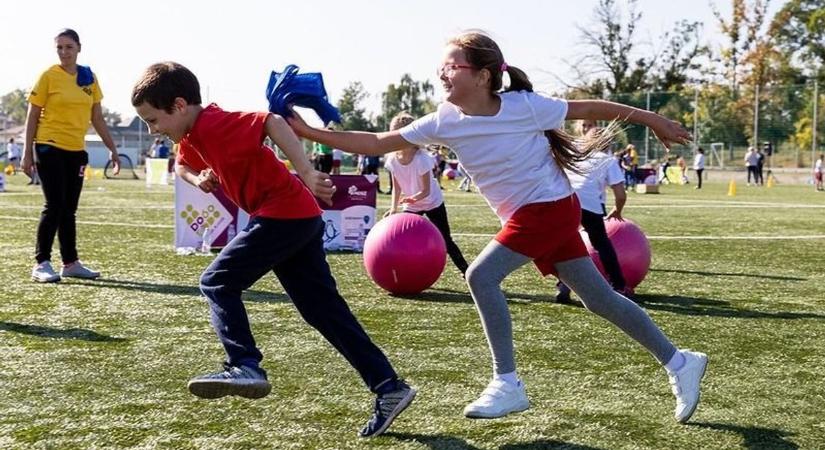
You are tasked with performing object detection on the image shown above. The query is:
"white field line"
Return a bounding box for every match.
[452,232,825,241]
[0,215,822,239]
[0,205,174,210]
[0,215,173,229]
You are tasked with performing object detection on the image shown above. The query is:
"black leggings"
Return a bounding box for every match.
[34,145,87,264]
[747,166,758,184]
[696,169,704,188]
[407,202,468,274]
[580,209,626,290]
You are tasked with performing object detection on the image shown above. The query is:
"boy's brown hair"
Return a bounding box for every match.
[131,62,201,112]
[389,112,415,131]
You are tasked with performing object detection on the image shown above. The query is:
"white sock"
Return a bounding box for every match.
[664,350,686,373]
[493,371,519,386]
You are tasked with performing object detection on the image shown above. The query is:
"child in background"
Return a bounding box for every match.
[815,154,823,191]
[287,30,707,425]
[384,112,469,275]
[556,119,628,304]
[131,62,414,438]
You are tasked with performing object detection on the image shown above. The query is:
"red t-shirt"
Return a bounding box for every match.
[177,104,321,219]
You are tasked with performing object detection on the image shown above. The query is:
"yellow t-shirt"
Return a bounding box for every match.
[28,65,103,151]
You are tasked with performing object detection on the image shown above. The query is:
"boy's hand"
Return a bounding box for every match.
[648,114,692,150]
[196,169,219,193]
[301,169,336,206]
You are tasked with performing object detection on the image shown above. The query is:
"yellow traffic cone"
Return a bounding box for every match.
[766,174,775,188]
[727,178,737,196]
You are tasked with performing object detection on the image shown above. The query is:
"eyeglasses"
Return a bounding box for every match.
[437,63,476,77]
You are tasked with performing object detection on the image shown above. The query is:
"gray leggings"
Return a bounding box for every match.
[465,240,677,375]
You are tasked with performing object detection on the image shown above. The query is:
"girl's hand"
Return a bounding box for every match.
[21,154,34,177]
[382,208,397,218]
[648,114,692,150]
[285,108,312,138]
[400,196,417,205]
[606,208,624,221]
[196,169,219,193]
[110,151,121,176]
[301,169,336,206]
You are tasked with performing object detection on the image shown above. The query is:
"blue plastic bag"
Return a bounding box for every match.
[266,64,340,125]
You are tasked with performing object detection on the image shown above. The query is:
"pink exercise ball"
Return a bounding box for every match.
[443,168,458,180]
[579,218,651,289]
[363,213,447,295]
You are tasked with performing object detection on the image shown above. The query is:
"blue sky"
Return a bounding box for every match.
[1,0,786,122]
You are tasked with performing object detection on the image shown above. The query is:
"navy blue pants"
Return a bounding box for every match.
[199,216,398,393]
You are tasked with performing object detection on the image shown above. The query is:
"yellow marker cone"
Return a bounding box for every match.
[766,174,775,188]
[727,178,736,196]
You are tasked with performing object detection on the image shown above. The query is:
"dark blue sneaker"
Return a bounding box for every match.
[187,363,271,399]
[359,380,417,437]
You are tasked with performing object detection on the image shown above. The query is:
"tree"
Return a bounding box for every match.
[102,107,122,127]
[377,74,436,130]
[575,0,649,95]
[772,0,825,78]
[336,81,375,131]
[0,89,28,125]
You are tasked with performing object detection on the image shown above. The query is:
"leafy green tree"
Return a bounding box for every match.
[376,74,436,130]
[336,81,376,131]
[102,107,122,127]
[0,89,28,125]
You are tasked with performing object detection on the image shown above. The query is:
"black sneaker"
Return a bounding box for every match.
[555,282,572,304]
[359,380,417,437]
[187,363,271,399]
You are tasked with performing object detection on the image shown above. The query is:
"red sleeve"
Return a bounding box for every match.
[176,139,208,172]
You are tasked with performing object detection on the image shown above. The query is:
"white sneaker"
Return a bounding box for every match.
[32,261,61,283]
[463,379,529,418]
[667,350,708,423]
[60,261,101,279]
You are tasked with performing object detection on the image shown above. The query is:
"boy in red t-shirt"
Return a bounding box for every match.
[131,62,414,437]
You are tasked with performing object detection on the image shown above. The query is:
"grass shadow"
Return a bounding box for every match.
[651,268,806,282]
[499,440,606,450]
[690,422,798,449]
[382,432,482,449]
[0,321,127,342]
[392,288,553,304]
[63,278,288,303]
[635,294,825,320]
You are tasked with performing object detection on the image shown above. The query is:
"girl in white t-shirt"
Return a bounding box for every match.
[287,30,706,424]
[384,112,468,275]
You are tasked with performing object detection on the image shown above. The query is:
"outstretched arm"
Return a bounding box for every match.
[286,110,411,156]
[265,114,336,205]
[567,100,691,150]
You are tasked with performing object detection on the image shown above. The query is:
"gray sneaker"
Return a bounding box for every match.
[32,261,61,283]
[188,363,272,399]
[60,261,101,279]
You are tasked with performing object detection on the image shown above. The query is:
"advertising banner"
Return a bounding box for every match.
[174,177,249,251]
[320,175,377,252]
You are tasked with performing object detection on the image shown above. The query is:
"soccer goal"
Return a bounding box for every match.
[709,142,725,169]
[105,154,139,180]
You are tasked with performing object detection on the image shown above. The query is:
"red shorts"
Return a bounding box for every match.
[816,172,823,182]
[332,160,341,168]
[495,195,588,276]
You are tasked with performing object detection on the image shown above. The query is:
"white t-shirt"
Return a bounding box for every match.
[6,142,20,159]
[332,148,343,161]
[815,159,822,174]
[693,153,705,170]
[565,151,624,215]
[384,150,442,212]
[400,91,570,223]
[745,151,759,167]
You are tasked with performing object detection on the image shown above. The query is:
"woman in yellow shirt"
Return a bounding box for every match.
[21,29,120,283]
